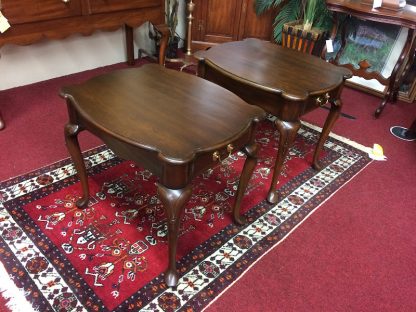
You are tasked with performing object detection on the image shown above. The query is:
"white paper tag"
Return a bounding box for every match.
[326,39,334,53]
[373,0,382,8]
[0,12,11,33]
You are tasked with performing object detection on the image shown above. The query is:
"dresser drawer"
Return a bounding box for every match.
[88,0,161,14]
[2,0,82,25]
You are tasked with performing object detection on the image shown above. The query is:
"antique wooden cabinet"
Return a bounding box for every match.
[0,0,166,64]
[191,0,274,51]
[0,0,167,130]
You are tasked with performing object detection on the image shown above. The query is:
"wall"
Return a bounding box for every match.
[0,0,186,91]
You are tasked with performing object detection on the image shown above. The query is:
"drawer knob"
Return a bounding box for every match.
[213,151,220,162]
[325,93,331,101]
[316,96,324,107]
[316,93,330,107]
[226,144,234,156]
[213,144,234,162]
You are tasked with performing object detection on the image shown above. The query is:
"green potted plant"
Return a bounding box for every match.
[255,0,332,55]
[149,0,179,58]
[165,0,180,58]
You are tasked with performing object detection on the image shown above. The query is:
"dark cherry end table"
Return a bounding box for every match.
[60,64,265,287]
[197,38,352,204]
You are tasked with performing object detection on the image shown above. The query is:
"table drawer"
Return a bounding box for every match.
[193,127,253,176]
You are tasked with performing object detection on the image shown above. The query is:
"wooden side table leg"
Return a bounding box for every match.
[409,119,416,133]
[157,183,192,287]
[0,111,5,130]
[267,119,301,204]
[334,14,350,65]
[125,25,135,66]
[64,123,90,208]
[375,29,415,118]
[233,142,259,225]
[154,24,170,66]
[321,11,339,60]
[312,99,343,171]
[375,94,391,118]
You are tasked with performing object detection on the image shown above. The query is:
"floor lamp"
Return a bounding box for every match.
[165,0,196,70]
[138,0,196,70]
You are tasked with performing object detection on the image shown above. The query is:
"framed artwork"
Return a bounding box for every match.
[327,19,416,103]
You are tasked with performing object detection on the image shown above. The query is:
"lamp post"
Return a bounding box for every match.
[185,0,195,56]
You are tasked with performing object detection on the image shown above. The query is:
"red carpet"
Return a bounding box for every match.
[0,116,370,311]
[0,58,415,311]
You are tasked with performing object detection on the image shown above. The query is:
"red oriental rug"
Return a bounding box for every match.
[0,118,371,312]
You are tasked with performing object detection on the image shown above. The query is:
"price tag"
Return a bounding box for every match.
[326,39,334,53]
[0,12,10,33]
[373,0,382,8]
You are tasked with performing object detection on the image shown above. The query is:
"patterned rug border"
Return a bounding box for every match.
[202,159,373,311]
[0,122,372,312]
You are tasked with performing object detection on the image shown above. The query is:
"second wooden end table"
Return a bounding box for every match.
[197,38,352,204]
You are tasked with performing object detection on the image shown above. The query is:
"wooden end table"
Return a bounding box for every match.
[197,38,352,204]
[0,112,4,130]
[325,0,416,118]
[60,64,265,287]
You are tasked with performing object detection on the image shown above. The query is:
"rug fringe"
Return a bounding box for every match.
[300,120,371,153]
[0,261,37,312]
[265,115,370,153]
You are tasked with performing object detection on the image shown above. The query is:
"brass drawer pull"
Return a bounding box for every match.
[227,144,234,156]
[213,151,221,162]
[316,96,324,107]
[213,144,234,162]
[325,93,331,101]
[316,93,330,107]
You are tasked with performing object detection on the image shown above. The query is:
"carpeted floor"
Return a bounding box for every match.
[0,58,415,311]
[0,117,371,311]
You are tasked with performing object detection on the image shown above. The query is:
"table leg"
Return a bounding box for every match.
[393,35,416,103]
[375,29,415,118]
[157,183,192,287]
[409,119,416,134]
[267,119,301,204]
[312,99,343,171]
[125,25,135,66]
[64,123,90,208]
[0,111,5,130]
[321,12,339,60]
[154,24,170,66]
[233,142,259,225]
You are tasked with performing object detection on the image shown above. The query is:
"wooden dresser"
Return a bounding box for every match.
[0,0,167,64]
[0,0,168,130]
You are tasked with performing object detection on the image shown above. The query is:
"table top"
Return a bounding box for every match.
[326,0,416,29]
[60,64,264,162]
[197,38,352,101]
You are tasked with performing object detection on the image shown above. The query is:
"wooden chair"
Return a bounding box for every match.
[281,23,328,57]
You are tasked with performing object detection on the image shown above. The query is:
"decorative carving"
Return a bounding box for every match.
[358,59,371,70]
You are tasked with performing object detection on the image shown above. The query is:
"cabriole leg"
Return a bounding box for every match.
[157,183,192,287]
[233,143,259,225]
[267,120,301,204]
[313,99,342,170]
[64,123,89,208]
